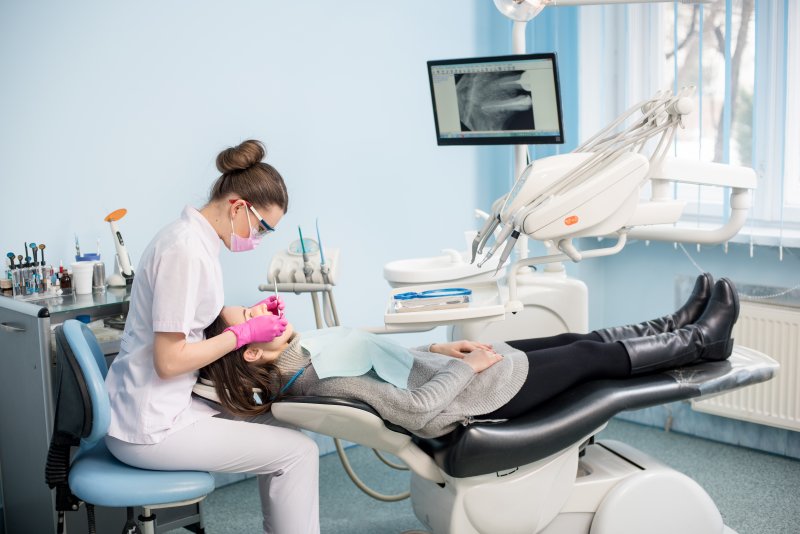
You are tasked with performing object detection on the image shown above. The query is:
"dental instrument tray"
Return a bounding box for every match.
[392,288,472,313]
[384,282,506,329]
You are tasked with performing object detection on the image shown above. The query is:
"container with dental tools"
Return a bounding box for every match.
[6,264,56,300]
[4,241,75,300]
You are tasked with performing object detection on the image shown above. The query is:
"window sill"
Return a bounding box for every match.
[657,222,800,249]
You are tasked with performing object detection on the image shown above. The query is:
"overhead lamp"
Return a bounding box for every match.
[494,0,712,24]
[493,0,546,22]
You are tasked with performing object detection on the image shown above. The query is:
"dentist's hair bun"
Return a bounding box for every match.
[216,139,266,173]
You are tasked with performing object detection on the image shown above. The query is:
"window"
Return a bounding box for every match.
[578,0,798,246]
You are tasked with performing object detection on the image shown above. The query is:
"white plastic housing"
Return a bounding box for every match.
[521,152,649,240]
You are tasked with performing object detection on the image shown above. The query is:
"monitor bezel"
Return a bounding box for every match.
[427,52,565,146]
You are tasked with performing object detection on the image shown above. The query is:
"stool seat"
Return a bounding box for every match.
[69,442,215,508]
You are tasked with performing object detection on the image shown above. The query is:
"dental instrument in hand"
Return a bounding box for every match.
[273,278,283,318]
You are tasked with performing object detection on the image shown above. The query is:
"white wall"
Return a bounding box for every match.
[0,0,496,337]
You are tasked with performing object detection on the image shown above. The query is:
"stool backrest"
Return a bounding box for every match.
[56,320,111,446]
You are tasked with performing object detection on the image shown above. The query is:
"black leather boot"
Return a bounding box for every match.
[621,278,739,375]
[595,273,714,343]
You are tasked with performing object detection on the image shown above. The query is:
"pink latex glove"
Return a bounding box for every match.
[225,314,288,349]
[252,295,285,317]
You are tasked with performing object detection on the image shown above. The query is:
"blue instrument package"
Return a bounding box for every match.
[392,287,472,313]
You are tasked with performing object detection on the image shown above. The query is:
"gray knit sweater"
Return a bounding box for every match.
[275,334,529,438]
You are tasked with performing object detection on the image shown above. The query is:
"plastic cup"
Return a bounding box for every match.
[71,262,95,295]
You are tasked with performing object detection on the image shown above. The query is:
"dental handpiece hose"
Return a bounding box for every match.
[316,219,340,327]
[298,226,323,329]
[320,265,340,327]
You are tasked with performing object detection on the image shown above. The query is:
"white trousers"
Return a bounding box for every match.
[106,410,320,534]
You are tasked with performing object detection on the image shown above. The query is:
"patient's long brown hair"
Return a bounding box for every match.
[202,315,284,417]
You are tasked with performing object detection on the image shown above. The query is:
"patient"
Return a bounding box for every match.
[200,274,738,438]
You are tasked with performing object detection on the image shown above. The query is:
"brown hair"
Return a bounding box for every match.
[201,313,284,417]
[209,139,289,212]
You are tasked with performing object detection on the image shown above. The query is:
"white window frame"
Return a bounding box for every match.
[578,1,799,247]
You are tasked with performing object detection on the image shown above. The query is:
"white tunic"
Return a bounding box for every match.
[106,206,222,444]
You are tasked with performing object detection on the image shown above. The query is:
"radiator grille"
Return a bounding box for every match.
[692,301,800,431]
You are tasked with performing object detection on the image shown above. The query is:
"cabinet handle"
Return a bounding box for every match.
[0,322,25,333]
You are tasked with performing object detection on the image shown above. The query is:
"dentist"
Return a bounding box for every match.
[105,140,320,534]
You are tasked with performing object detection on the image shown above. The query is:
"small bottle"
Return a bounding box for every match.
[59,263,72,294]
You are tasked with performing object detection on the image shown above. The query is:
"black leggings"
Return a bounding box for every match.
[481,332,631,420]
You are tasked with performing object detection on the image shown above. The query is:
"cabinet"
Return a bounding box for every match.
[0,289,133,534]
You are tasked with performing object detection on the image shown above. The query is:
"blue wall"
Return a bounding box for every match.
[0,1,491,338]
[475,5,581,204]
[0,5,795,526]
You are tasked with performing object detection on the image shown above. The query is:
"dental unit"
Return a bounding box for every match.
[208,3,776,533]
[237,84,776,533]
[473,86,696,271]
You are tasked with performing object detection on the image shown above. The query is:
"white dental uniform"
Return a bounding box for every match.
[104,205,320,534]
[106,206,222,443]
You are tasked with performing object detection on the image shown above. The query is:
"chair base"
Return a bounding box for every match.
[410,439,731,534]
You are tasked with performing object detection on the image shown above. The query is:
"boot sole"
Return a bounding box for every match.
[702,337,735,361]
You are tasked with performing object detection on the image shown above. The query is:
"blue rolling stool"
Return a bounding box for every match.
[46,319,215,534]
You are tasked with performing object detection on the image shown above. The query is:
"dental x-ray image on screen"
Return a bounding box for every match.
[427,52,564,146]
[455,70,536,133]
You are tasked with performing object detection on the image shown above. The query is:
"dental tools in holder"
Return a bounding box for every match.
[3,242,65,299]
[261,221,341,329]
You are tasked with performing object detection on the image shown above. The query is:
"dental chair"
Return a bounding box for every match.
[271,346,777,534]
[46,320,215,534]
[263,89,774,532]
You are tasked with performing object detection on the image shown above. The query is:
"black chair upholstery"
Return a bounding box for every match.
[277,353,775,479]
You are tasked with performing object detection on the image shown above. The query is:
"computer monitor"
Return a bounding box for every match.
[427,52,564,146]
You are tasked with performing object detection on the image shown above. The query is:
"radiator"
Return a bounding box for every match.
[692,300,799,431]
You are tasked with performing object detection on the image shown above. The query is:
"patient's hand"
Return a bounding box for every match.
[430,340,493,358]
[462,349,503,373]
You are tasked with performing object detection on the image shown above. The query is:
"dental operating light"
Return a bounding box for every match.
[494,0,711,23]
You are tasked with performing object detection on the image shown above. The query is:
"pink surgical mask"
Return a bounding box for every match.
[230,206,263,252]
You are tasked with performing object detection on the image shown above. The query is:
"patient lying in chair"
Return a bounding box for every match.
[200,274,739,438]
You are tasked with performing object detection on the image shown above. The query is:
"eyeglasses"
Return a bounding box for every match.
[229,199,276,235]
